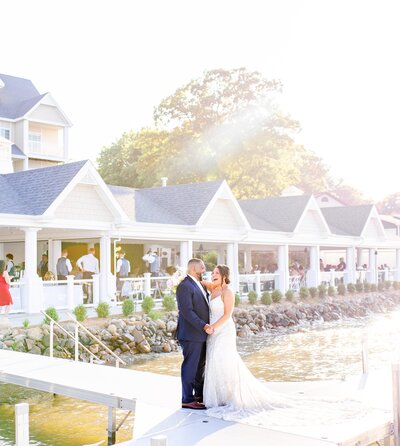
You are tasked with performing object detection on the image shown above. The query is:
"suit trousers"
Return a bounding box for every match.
[179,340,207,403]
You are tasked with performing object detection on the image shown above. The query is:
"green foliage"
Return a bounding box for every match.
[22,319,29,329]
[97,68,330,198]
[122,299,135,317]
[162,295,177,312]
[347,283,356,293]
[299,287,309,299]
[384,280,392,290]
[247,290,258,305]
[327,286,336,297]
[308,287,317,298]
[261,291,272,305]
[234,292,241,307]
[337,283,346,295]
[95,302,110,318]
[318,284,327,299]
[271,289,282,303]
[43,307,59,324]
[371,283,377,292]
[147,310,161,320]
[73,304,88,322]
[141,296,155,314]
[377,282,384,291]
[355,282,364,293]
[364,282,371,292]
[285,289,294,301]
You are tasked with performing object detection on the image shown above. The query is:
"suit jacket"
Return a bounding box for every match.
[176,276,210,342]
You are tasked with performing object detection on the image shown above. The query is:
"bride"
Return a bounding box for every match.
[202,265,372,427]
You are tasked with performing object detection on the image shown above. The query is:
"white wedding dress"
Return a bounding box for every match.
[203,295,375,427]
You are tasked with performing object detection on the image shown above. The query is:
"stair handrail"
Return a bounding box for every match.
[40,310,101,363]
[66,312,127,367]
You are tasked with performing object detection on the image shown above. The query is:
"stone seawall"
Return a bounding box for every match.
[1,292,399,364]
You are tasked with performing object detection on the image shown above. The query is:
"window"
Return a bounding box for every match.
[0,128,10,139]
[29,132,42,153]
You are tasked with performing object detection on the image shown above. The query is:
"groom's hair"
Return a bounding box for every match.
[216,264,231,285]
[187,258,203,271]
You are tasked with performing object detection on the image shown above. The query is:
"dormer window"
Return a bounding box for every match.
[29,131,42,153]
[0,128,10,139]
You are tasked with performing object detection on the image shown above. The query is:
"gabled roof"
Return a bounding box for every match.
[134,180,224,225]
[321,205,374,236]
[0,160,87,215]
[108,185,136,219]
[11,144,26,158]
[239,195,311,232]
[0,74,45,119]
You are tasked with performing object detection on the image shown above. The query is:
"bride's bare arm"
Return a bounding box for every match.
[201,280,213,291]
[210,288,234,330]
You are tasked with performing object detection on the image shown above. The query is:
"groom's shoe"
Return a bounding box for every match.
[181,401,206,410]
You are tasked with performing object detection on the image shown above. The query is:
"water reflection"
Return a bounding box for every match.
[1,310,400,445]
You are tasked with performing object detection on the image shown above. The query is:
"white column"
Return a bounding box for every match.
[368,248,377,284]
[48,240,62,276]
[179,240,193,268]
[0,243,4,259]
[22,119,29,170]
[66,275,75,309]
[21,227,44,313]
[277,245,289,293]
[99,235,112,302]
[217,246,225,265]
[357,247,364,268]
[244,247,252,273]
[307,246,320,287]
[143,272,151,297]
[395,249,400,281]
[226,242,239,292]
[255,270,261,296]
[63,127,69,160]
[345,247,356,284]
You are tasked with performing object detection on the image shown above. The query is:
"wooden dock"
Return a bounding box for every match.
[0,349,394,445]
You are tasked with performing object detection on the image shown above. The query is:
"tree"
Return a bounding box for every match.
[377,192,400,214]
[97,68,331,196]
[326,179,369,205]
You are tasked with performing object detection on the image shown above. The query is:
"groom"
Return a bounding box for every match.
[176,258,213,410]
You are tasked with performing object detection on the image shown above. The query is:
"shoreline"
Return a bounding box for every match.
[1,291,400,365]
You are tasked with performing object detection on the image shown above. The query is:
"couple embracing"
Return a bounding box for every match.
[176,258,277,418]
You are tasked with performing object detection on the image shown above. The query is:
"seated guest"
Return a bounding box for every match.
[336,257,346,271]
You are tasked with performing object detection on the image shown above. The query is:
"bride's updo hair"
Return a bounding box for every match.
[216,264,231,285]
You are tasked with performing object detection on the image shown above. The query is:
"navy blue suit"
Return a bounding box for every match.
[176,276,209,403]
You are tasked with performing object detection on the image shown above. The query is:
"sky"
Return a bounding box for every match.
[2,0,399,201]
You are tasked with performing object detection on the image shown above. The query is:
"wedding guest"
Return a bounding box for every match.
[38,254,49,278]
[0,260,13,319]
[336,257,346,271]
[56,250,73,280]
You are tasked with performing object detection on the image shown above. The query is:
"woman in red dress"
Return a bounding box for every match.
[0,259,13,317]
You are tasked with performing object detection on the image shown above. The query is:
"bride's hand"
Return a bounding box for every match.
[201,281,214,291]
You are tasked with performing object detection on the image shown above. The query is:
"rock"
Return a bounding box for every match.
[131,329,145,344]
[26,327,42,341]
[42,333,59,348]
[121,333,135,343]
[107,324,118,335]
[29,345,42,355]
[162,342,172,353]
[137,339,151,353]
[238,324,253,338]
[89,344,99,354]
[25,338,35,351]
[155,320,166,330]
[167,321,177,332]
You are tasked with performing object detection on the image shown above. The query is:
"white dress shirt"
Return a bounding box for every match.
[188,274,208,301]
[76,253,99,274]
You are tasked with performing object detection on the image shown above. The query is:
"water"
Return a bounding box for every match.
[1,310,400,445]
